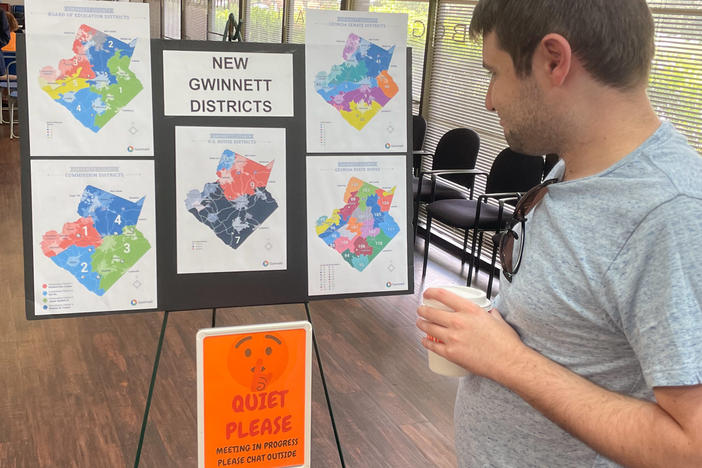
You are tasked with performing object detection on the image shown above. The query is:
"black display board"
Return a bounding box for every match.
[20,37,414,319]
[154,40,309,310]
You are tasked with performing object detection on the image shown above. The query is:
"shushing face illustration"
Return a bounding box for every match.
[228,333,289,391]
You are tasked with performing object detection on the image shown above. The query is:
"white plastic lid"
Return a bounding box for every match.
[421,285,492,311]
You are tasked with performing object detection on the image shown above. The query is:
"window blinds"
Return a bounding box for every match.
[648,2,702,152]
[285,0,341,44]
[243,0,284,43]
[184,0,208,40]
[163,0,182,39]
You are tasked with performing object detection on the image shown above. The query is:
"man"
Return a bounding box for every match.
[416,0,702,466]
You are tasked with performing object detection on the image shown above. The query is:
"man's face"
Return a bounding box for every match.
[482,32,555,155]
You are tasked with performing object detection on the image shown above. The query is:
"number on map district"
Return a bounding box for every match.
[114,215,122,225]
[81,262,88,273]
[73,58,78,66]
[76,105,81,112]
[235,236,241,244]
[124,243,131,254]
[108,40,114,48]
[82,226,88,235]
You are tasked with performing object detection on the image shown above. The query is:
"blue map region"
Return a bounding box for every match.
[186,183,277,249]
[50,245,106,296]
[350,254,370,271]
[376,214,400,237]
[316,79,365,103]
[356,39,394,77]
[217,150,237,172]
[85,32,135,77]
[319,221,340,246]
[77,185,145,237]
[57,87,107,132]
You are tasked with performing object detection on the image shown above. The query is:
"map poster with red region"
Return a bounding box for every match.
[196,322,312,468]
[306,155,408,296]
[25,0,154,156]
[176,126,287,274]
[30,160,157,316]
[305,10,407,154]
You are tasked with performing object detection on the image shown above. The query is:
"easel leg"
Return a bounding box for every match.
[134,311,169,468]
[305,302,346,468]
[211,308,216,328]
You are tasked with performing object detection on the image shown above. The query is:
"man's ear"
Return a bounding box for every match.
[535,33,572,87]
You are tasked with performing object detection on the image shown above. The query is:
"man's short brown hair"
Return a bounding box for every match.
[469,0,655,89]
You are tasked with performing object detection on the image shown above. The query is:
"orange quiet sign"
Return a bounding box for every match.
[197,322,312,468]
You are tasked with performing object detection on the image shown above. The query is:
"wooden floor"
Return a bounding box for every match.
[0,123,499,467]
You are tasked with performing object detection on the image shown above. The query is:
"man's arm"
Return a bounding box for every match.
[416,288,702,468]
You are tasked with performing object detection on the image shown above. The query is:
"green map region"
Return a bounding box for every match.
[316,177,400,272]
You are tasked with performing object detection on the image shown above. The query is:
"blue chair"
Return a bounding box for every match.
[1,59,18,138]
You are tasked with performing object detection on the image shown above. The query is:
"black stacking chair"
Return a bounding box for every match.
[422,148,545,297]
[412,115,427,176]
[413,128,481,241]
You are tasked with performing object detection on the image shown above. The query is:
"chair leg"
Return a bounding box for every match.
[461,229,470,268]
[422,213,433,278]
[467,225,480,286]
[486,236,500,298]
[10,101,17,140]
[476,231,485,266]
[469,231,486,287]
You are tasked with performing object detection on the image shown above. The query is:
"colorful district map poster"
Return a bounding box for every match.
[30,160,157,316]
[305,10,407,154]
[307,155,408,296]
[176,127,287,274]
[25,0,153,156]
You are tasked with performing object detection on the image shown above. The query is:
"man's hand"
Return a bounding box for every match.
[416,290,702,467]
[416,287,526,382]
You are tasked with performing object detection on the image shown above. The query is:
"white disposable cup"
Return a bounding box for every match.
[422,285,492,377]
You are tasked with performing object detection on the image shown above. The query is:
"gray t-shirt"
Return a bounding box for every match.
[454,121,702,467]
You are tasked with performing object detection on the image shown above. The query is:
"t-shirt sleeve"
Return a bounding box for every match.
[603,195,702,388]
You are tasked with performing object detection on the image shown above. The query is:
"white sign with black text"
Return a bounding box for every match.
[162,50,294,116]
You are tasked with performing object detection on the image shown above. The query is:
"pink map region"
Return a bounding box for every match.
[54,24,99,81]
[353,237,373,256]
[375,189,393,212]
[40,217,102,257]
[217,154,274,201]
[339,195,359,221]
[333,236,353,253]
